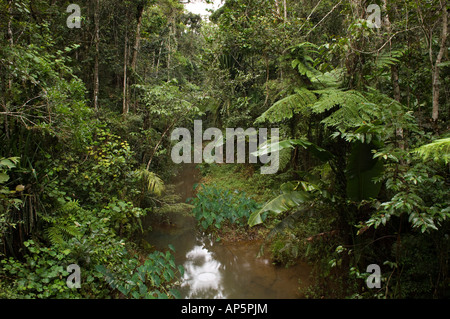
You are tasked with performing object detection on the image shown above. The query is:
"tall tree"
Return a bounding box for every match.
[93,0,100,111]
[431,0,448,126]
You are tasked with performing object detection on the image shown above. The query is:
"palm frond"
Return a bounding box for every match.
[137,169,165,196]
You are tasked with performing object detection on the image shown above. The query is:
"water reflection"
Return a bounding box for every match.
[143,214,311,299]
[181,239,225,298]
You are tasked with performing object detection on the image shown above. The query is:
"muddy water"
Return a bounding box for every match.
[144,213,312,299]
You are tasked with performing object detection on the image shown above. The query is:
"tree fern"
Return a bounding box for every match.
[290,42,343,87]
[312,88,368,113]
[255,87,317,124]
[310,68,344,88]
[253,138,332,162]
[324,88,417,145]
[256,42,346,125]
[292,57,320,80]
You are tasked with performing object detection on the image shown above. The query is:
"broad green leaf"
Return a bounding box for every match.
[248,187,311,227]
[253,138,332,162]
[169,289,181,299]
[0,159,16,169]
[0,173,10,183]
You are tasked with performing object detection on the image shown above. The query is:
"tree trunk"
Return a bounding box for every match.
[93,0,100,112]
[431,0,448,126]
[382,0,404,149]
[3,0,14,139]
[155,40,163,76]
[392,65,401,102]
[274,0,280,16]
[7,0,13,91]
[130,4,144,114]
[131,4,145,72]
[123,31,129,115]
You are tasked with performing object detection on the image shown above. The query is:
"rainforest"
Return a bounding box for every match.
[0,0,449,300]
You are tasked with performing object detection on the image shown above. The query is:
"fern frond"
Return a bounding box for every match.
[293,58,320,79]
[46,226,64,246]
[311,68,344,88]
[312,89,367,113]
[414,138,450,164]
[311,89,377,131]
[374,50,404,70]
[255,87,317,124]
[46,223,82,246]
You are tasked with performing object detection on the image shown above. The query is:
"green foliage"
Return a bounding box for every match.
[414,137,450,165]
[248,182,311,227]
[54,128,137,205]
[100,197,147,236]
[364,158,449,233]
[290,42,324,81]
[267,203,339,278]
[0,157,23,250]
[135,81,197,119]
[96,245,184,299]
[387,233,449,298]
[45,221,82,248]
[0,157,20,184]
[136,169,165,197]
[189,184,260,232]
[255,138,333,163]
[255,88,317,124]
[0,0,448,300]
[196,163,281,203]
[311,88,374,133]
[0,240,79,299]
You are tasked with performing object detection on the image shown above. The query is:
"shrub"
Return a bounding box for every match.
[188,184,260,233]
[96,245,184,299]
